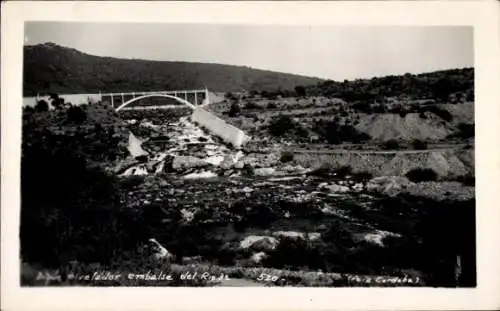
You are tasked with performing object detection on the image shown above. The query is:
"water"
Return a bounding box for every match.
[23,93,102,107]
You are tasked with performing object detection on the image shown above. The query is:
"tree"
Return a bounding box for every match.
[381,139,400,150]
[49,93,65,109]
[67,106,87,124]
[406,168,438,182]
[294,85,306,97]
[412,139,428,150]
[35,100,49,112]
[228,102,241,117]
[268,115,296,136]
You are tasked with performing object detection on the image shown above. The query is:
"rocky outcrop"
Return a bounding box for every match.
[272,231,321,241]
[171,156,212,171]
[239,236,279,251]
[366,176,413,197]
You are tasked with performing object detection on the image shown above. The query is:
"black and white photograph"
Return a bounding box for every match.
[4,1,500,311]
[18,21,478,288]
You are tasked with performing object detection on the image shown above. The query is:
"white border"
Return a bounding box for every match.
[2,1,500,311]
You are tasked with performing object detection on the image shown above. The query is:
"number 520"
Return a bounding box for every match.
[256,273,279,282]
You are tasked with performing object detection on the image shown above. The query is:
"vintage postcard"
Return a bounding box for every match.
[2,1,500,311]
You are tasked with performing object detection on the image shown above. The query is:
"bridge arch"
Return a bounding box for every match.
[115,94,196,112]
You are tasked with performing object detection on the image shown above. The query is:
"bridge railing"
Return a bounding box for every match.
[101,89,208,97]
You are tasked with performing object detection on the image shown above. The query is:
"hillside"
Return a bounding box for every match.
[23,43,323,96]
[305,68,474,104]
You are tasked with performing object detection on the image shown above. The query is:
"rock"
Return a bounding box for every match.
[171,156,209,170]
[366,176,413,196]
[241,187,253,193]
[361,230,401,247]
[239,235,279,251]
[251,252,267,264]
[222,169,235,176]
[181,256,203,265]
[307,233,322,241]
[272,231,321,241]
[254,167,276,176]
[352,183,364,191]
[220,151,246,169]
[317,224,327,231]
[148,238,174,261]
[183,171,218,179]
[318,183,350,193]
[180,208,196,223]
[203,155,225,166]
[234,161,244,169]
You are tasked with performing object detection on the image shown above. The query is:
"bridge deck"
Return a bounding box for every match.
[101,89,208,97]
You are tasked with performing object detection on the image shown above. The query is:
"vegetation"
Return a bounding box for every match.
[268,115,309,140]
[305,68,474,104]
[312,119,371,144]
[21,102,145,267]
[228,102,241,117]
[381,139,400,150]
[406,168,439,182]
[279,151,295,163]
[411,139,428,150]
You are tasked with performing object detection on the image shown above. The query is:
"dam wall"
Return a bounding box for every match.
[191,107,251,149]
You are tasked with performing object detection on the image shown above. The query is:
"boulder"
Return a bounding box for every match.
[234,161,245,169]
[272,231,321,241]
[148,238,174,261]
[239,235,279,251]
[254,167,276,176]
[366,176,413,196]
[251,252,268,264]
[180,208,196,223]
[171,156,210,170]
[352,183,364,191]
[318,183,350,193]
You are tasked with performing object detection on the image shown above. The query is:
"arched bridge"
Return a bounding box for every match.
[100,88,251,148]
[100,88,211,111]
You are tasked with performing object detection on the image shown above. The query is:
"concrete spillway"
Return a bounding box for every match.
[128,133,149,158]
[191,107,251,149]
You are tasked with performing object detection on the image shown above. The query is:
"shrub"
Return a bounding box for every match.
[373,104,386,113]
[267,102,277,109]
[456,123,475,139]
[268,115,296,137]
[381,139,400,150]
[35,100,49,112]
[405,168,438,182]
[66,105,87,124]
[313,120,371,144]
[411,139,428,150]
[420,106,453,122]
[245,102,260,110]
[352,171,373,182]
[295,85,307,97]
[280,151,294,163]
[242,163,255,177]
[228,102,241,117]
[352,101,373,114]
[263,237,325,270]
[455,173,475,186]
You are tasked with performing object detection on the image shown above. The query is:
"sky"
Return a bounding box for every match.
[25,22,473,81]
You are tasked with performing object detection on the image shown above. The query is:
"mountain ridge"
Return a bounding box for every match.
[23,42,325,96]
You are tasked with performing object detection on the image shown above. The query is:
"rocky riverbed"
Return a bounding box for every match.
[97,115,476,287]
